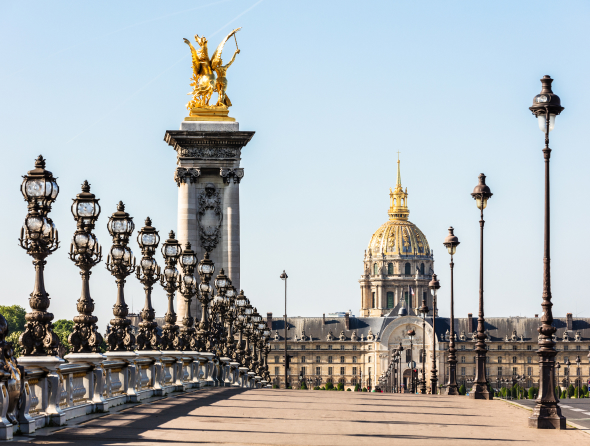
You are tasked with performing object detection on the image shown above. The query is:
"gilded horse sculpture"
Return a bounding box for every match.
[184,28,241,111]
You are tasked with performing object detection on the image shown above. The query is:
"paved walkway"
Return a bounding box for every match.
[8,388,590,445]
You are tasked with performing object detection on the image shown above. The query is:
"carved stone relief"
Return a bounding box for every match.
[177,146,239,159]
[197,183,223,252]
[220,168,244,184]
[174,167,201,186]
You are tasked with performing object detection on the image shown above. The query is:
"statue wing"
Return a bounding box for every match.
[211,27,241,69]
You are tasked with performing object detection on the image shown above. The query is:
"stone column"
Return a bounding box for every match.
[175,167,200,319]
[221,168,243,291]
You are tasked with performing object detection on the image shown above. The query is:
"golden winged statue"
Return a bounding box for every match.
[183,28,241,120]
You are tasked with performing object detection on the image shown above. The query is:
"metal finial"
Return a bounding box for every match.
[117,201,125,211]
[81,180,91,192]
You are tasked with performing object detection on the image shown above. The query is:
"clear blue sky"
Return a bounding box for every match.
[0,1,589,329]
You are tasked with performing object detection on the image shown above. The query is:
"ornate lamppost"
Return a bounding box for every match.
[179,242,198,350]
[18,156,60,357]
[105,202,136,352]
[135,218,161,350]
[556,362,561,396]
[419,296,429,394]
[213,269,230,355]
[197,252,215,352]
[575,355,581,398]
[470,173,493,400]
[159,231,182,351]
[407,328,415,393]
[443,226,460,395]
[398,343,404,392]
[68,181,103,354]
[429,273,440,395]
[565,358,571,399]
[528,75,565,429]
[224,285,238,359]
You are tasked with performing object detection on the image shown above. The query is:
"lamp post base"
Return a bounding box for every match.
[528,404,566,429]
[469,382,493,400]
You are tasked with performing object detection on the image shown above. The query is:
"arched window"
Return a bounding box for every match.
[420,263,425,275]
[373,263,378,275]
[386,292,393,309]
[388,263,393,275]
[404,263,411,275]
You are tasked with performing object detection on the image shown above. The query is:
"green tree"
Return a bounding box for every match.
[326,382,334,390]
[354,384,360,392]
[458,384,466,395]
[6,331,22,358]
[574,387,579,398]
[53,319,74,356]
[346,388,351,391]
[568,384,575,397]
[0,305,26,334]
[561,389,567,399]
[362,387,367,392]
[336,382,344,391]
[300,381,307,390]
[528,387,535,400]
[582,384,588,395]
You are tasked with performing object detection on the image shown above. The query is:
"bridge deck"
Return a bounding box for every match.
[8,388,589,445]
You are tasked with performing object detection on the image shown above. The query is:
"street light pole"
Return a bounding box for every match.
[528,75,566,429]
[280,270,288,389]
[443,227,460,395]
[470,174,493,399]
[419,297,429,394]
[429,274,440,395]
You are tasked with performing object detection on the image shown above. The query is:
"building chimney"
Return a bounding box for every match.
[345,312,350,330]
[566,313,573,330]
[467,313,473,333]
[322,313,326,325]
[267,312,273,330]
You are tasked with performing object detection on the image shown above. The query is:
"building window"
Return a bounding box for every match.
[527,345,532,350]
[577,368,581,376]
[340,345,344,350]
[564,356,569,363]
[512,356,517,364]
[461,367,465,376]
[388,263,393,275]
[353,356,357,363]
[387,292,394,309]
[368,356,372,363]
[564,345,569,351]
[301,356,306,363]
[498,357,502,363]
[328,356,333,363]
[340,367,345,375]
[275,367,279,375]
[461,345,465,350]
[473,356,476,363]
[328,367,333,375]
[512,367,517,376]
[316,367,321,375]
[316,356,320,363]
[527,357,532,364]
[316,345,320,350]
[352,367,357,375]
[420,263,425,274]
[461,356,465,363]
[275,356,279,363]
[368,345,372,350]
[372,292,375,307]
[301,367,306,375]
[498,346,502,350]
[340,356,345,363]
[576,345,581,351]
[513,345,517,351]
[406,349,412,363]
[373,263,378,275]
[328,345,333,350]
[301,345,306,350]
[405,263,411,275]
[353,345,357,351]
[527,367,532,376]
[498,367,502,376]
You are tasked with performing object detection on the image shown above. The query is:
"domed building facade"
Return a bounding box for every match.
[359,158,435,317]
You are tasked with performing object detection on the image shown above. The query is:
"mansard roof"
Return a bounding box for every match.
[269,315,590,343]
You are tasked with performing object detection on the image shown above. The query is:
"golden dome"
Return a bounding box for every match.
[367,157,431,258]
[368,220,431,257]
